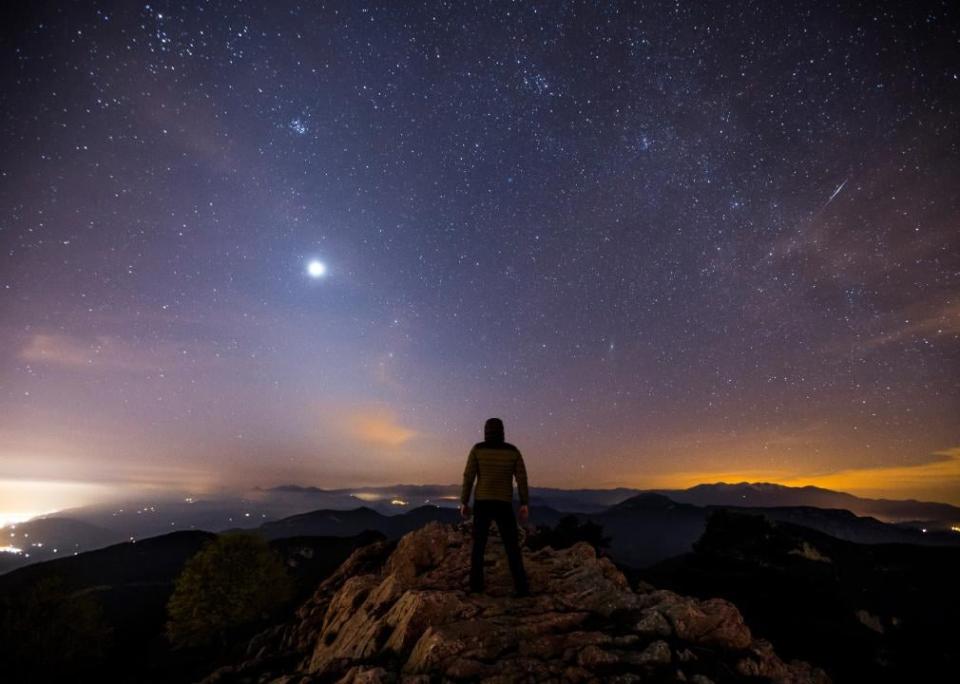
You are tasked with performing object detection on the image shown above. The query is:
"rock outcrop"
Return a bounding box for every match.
[205,522,829,683]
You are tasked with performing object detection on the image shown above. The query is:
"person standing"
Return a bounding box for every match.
[459,417,530,597]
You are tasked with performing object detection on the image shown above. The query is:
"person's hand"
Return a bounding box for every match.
[459,504,471,519]
[518,505,529,525]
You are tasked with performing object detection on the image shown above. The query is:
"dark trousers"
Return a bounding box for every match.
[470,499,528,593]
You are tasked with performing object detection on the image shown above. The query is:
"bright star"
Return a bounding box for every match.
[307,260,327,278]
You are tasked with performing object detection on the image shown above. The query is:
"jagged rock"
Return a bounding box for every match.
[631,639,671,665]
[644,591,753,649]
[204,522,830,683]
[287,539,396,654]
[634,608,672,637]
[577,643,619,667]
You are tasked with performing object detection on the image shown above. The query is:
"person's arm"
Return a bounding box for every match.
[514,450,529,523]
[460,447,478,515]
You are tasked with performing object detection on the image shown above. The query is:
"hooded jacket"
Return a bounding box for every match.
[460,418,529,505]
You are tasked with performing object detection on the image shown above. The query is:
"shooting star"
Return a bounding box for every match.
[825,178,848,207]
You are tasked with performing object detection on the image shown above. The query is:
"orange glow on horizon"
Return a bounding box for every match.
[625,446,960,504]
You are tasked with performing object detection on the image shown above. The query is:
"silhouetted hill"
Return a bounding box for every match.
[0,516,123,573]
[256,505,390,538]
[593,494,708,566]
[612,492,697,511]
[589,494,959,567]
[0,530,216,594]
[655,482,960,525]
[739,505,959,544]
[253,503,565,541]
[635,509,960,683]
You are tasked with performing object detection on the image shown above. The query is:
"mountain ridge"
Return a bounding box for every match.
[4,482,956,574]
[202,521,830,683]
[257,481,960,521]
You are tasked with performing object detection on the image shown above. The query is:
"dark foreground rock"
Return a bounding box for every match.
[205,522,828,683]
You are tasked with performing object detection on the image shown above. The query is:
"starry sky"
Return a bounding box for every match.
[2,0,959,517]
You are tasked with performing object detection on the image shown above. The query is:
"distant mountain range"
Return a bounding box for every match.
[3,481,957,574]
[242,491,959,568]
[651,482,960,525]
[230,494,960,568]
[265,481,960,524]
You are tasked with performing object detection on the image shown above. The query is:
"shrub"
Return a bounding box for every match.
[526,515,611,552]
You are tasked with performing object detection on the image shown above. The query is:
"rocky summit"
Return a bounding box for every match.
[205,521,829,683]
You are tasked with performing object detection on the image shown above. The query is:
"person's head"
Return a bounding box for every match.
[484,417,505,443]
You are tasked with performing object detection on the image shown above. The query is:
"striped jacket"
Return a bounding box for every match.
[460,441,529,505]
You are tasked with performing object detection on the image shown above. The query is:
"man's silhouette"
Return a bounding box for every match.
[459,417,530,597]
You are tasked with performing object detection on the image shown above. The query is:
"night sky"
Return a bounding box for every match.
[2,0,959,518]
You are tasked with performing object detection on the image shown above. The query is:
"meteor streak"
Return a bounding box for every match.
[826,178,848,206]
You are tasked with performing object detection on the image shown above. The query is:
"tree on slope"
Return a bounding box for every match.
[166,533,292,649]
